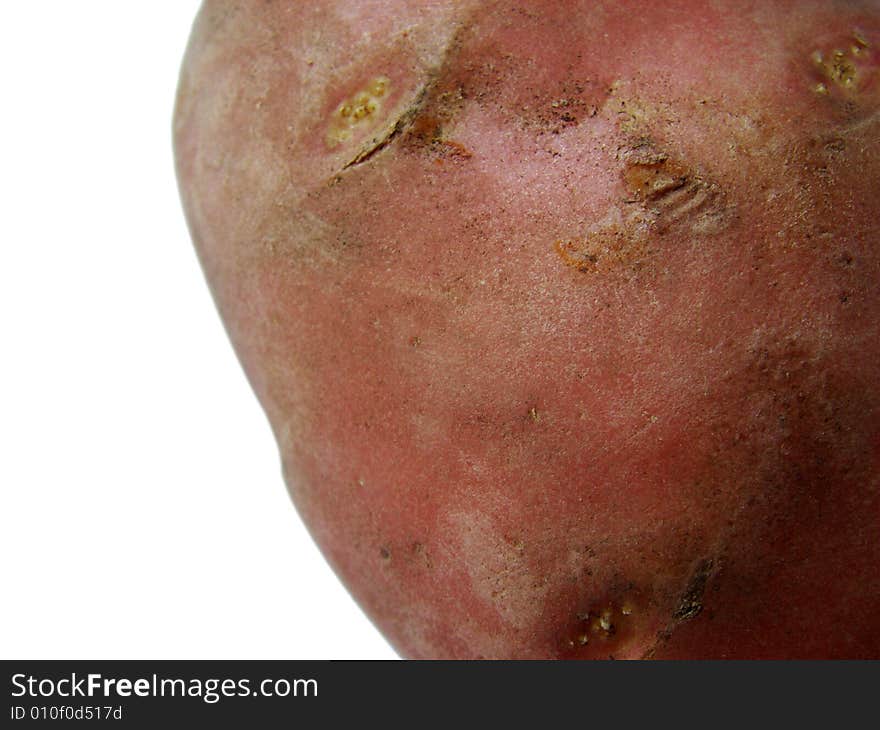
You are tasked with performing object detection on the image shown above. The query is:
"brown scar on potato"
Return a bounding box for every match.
[554,220,653,275]
[623,151,689,201]
[621,142,731,233]
[555,141,732,274]
[405,111,474,161]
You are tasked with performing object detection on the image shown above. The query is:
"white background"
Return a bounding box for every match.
[0,3,396,659]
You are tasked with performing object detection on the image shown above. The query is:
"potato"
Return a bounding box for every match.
[174,0,880,658]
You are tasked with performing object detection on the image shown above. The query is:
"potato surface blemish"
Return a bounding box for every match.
[326,75,391,149]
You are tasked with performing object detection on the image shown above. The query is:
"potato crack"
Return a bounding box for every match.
[672,558,714,622]
[340,82,438,169]
[336,18,477,173]
[641,557,717,659]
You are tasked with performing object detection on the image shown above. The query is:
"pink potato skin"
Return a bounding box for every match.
[174,0,880,658]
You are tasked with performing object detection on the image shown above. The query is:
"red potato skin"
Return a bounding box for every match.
[174,0,880,658]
